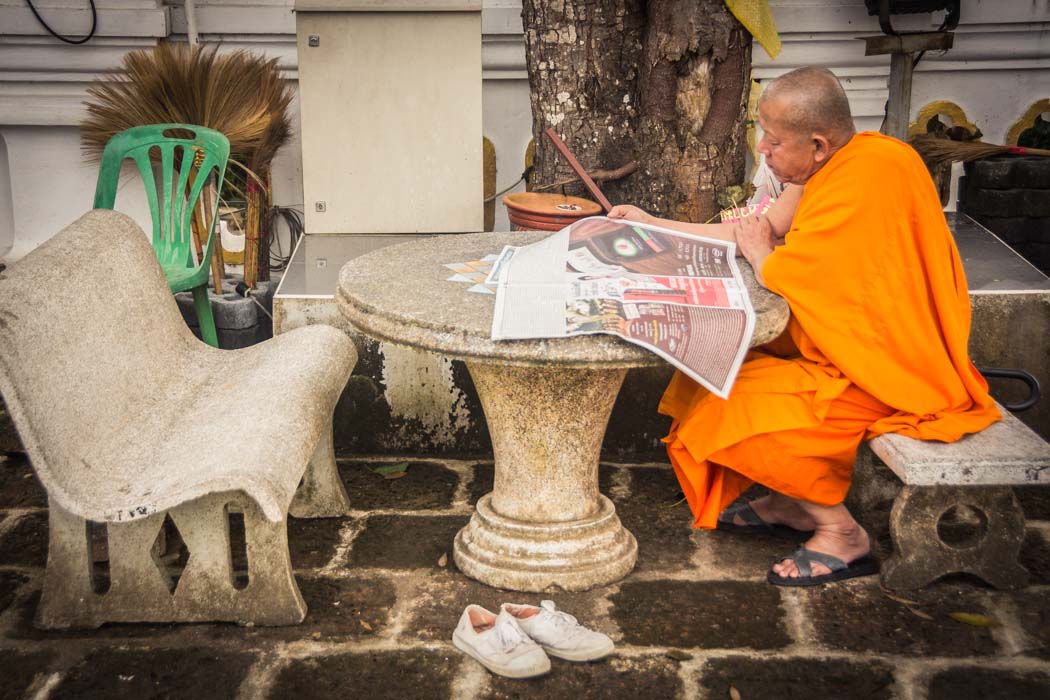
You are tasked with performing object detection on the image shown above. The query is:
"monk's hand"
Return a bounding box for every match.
[607,204,655,225]
[734,214,776,286]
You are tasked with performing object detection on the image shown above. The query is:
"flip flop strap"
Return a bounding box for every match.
[788,548,848,578]
[719,502,764,526]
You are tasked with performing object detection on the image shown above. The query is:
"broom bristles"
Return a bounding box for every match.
[909,134,1050,167]
[81,43,292,174]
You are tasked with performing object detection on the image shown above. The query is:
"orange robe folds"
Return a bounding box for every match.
[661,132,1001,529]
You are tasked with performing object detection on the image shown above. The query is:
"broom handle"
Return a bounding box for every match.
[544,127,613,212]
[1005,145,1050,157]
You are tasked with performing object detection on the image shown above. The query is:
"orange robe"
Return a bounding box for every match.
[661,132,1001,529]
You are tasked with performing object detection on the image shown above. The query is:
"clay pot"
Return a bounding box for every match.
[503,192,603,231]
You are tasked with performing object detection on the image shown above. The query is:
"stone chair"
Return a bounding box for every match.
[0,210,357,629]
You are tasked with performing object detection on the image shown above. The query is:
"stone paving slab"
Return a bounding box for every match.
[48,648,257,700]
[341,461,459,511]
[697,656,896,700]
[805,580,1002,657]
[927,667,1050,700]
[403,571,611,643]
[0,512,47,568]
[0,454,1048,699]
[610,468,697,571]
[482,655,681,700]
[347,514,471,570]
[0,459,45,509]
[0,650,55,700]
[611,580,792,650]
[272,650,460,700]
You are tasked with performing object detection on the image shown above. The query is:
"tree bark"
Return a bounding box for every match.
[522,0,751,223]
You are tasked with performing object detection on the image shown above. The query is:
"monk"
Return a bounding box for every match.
[607,66,1001,586]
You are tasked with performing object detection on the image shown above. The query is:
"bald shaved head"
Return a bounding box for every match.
[759,67,855,142]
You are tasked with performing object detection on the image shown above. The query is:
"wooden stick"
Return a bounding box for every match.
[543,127,613,212]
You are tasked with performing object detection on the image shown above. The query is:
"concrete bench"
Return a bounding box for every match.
[871,406,1050,590]
[0,210,357,629]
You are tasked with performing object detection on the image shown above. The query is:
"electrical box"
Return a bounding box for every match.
[295,1,483,233]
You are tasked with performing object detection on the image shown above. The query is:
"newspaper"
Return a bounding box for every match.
[490,217,755,398]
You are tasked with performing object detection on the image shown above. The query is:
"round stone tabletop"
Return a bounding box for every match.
[337,231,790,368]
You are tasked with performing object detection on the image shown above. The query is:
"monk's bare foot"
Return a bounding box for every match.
[772,523,870,578]
[737,494,817,532]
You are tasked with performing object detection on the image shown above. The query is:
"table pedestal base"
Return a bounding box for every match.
[454,493,637,592]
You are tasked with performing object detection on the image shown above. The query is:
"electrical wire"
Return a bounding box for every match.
[266,205,304,271]
[26,0,97,45]
[483,167,533,203]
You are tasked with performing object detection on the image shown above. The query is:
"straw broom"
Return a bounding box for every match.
[909,134,1050,168]
[81,43,292,291]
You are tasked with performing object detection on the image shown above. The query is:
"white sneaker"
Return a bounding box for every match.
[452,604,551,679]
[502,600,615,662]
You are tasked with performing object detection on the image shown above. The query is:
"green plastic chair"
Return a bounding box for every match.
[93,123,230,347]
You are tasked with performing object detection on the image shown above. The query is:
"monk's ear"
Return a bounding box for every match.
[812,133,832,163]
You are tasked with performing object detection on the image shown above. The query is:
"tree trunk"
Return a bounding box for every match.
[522,0,752,223]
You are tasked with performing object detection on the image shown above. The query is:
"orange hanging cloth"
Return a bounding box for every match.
[661,132,1001,529]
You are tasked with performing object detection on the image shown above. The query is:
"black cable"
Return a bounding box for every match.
[26,0,97,45]
[266,205,304,271]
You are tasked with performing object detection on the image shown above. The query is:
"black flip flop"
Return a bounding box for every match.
[767,547,880,587]
[715,501,814,540]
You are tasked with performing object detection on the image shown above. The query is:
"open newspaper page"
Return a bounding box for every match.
[491,217,756,398]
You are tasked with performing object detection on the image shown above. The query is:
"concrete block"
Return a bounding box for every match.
[175,275,280,349]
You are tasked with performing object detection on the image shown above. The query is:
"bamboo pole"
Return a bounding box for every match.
[244,178,260,289]
[258,168,272,283]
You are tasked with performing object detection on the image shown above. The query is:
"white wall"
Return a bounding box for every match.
[1,0,1048,260]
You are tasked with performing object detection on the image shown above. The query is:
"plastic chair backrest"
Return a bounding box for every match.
[93,124,230,291]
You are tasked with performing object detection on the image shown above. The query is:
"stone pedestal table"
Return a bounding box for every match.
[337,231,789,591]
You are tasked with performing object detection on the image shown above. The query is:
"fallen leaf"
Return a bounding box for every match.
[907,607,933,620]
[665,649,692,661]
[438,552,448,567]
[663,497,688,509]
[383,471,408,480]
[730,686,742,700]
[882,591,919,606]
[949,612,1000,628]
[373,461,410,477]
[361,620,373,631]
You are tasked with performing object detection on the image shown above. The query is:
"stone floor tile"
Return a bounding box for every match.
[341,461,459,510]
[1020,530,1050,585]
[699,528,806,579]
[611,580,791,650]
[467,462,493,506]
[0,570,28,613]
[282,574,396,641]
[0,455,46,509]
[1012,589,1050,660]
[0,401,24,455]
[403,571,614,642]
[0,649,54,700]
[469,463,620,507]
[173,574,398,644]
[7,590,178,641]
[612,468,696,571]
[927,666,1050,700]
[7,574,394,644]
[272,650,458,700]
[806,581,1000,656]
[0,511,47,567]
[347,514,469,570]
[288,516,353,570]
[49,648,256,700]
[1015,485,1050,521]
[481,654,680,700]
[698,655,895,700]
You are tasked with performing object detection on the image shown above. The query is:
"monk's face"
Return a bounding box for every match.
[757,98,824,185]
